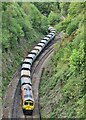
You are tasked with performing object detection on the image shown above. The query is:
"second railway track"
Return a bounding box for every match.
[2,33,62,120]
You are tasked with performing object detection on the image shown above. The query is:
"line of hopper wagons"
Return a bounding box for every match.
[20,27,56,115]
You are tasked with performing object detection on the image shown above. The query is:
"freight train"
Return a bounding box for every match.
[20,27,56,115]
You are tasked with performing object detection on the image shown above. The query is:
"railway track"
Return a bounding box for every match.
[2,33,62,120]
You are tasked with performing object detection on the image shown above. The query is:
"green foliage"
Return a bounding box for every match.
[2,3,48,51]
[70,40,84,73]
[55,16,71,32]
[66,16,81,35]
[40,2,85,118]
[2,2,47,97]
[24,4,41,30]
[48,11,61,25]
[68,3,85,17]
[21,3,48,33]
[2,29,10,50]
[2,2,85,118]
[60,2,70,16]
[40,30,85,118]
[40,15,49,34]
[34,2,60,16]
[66,21,78,35]
[2,3,24,50]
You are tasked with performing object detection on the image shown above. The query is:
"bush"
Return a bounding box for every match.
[68,3,85,17]
[48,11,61,25]
[40,15,48,34]
[70,40,84,73]
[60,2,70,16]
[66,18,79,35]
[55,16,71,32]
[21,3,48,33]
[2,29,10,50]
[2,3,48,52]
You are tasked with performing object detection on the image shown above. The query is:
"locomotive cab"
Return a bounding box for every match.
[21,84,34,115]
[23,99,34,115]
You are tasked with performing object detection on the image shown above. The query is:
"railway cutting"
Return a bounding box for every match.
[2,31,63,120]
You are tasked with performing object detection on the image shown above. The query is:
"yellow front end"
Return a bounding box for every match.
[23,100,34,111]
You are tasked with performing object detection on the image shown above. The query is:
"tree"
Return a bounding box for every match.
[34,2,60,16]
[48,11,61,25]
[60,2,70,16]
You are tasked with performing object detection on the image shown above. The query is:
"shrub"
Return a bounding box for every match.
[70,40,84,73]
[40,15,48,34]
[68,3,85,17]
[48,11,61,25]
[66,18,79,35]
[55,16,71,32]
[2,29,10,51]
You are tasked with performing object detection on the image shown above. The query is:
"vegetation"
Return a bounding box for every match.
[48,11,61,25]
[1,2,85,118]
[34,2,60,16]
[2,2,48,98]
[39,2,85,118]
